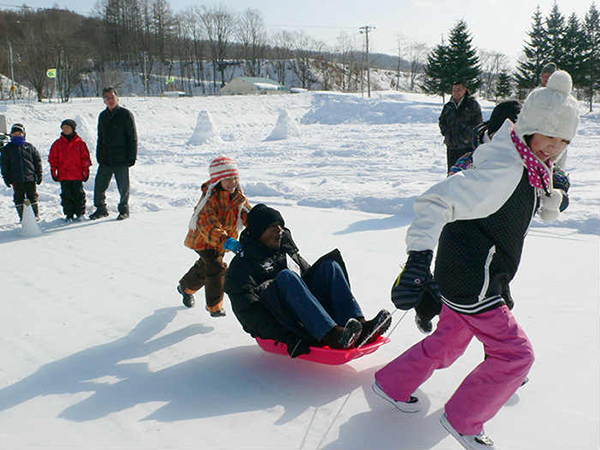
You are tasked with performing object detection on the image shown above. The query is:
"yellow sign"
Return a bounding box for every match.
[166,76,175,84]
[46,68,57,78]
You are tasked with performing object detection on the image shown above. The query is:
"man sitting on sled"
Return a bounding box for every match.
[224,204,391,358]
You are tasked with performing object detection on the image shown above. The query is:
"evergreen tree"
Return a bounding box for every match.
[561,13,586,87]
[545,2,567,67]
[423,20,481,98]
[423,42,451,98]
[445,20,481,91]
[583,3,600,111]
[495,71,512,99]
[515,6,549,90]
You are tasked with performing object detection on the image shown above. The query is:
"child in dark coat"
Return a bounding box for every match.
[48,119,92,221]
[0,123,43,221]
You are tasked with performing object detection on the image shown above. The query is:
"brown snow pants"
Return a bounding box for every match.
[179,249,227,312]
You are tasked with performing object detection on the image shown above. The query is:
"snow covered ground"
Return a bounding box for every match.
[0,91,598,449]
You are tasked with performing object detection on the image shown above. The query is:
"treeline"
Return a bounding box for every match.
[0,1,382,101]
[423,3,600,110]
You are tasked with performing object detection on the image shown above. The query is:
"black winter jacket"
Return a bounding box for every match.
[439,94,483,150]
[224,228,350,346]
[1,140,43,185]
[97,106,137,167]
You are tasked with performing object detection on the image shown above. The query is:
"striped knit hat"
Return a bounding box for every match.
[209,156,239,184]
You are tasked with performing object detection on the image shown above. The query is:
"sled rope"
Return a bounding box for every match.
[385,309,409,339]
[316,391,353,450]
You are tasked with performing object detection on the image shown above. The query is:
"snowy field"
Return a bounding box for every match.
[0,91,598,449]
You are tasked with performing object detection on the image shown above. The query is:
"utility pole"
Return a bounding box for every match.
[359,25,375,98]
[8,40,16,103]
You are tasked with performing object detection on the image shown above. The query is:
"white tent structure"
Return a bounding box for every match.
[220,77,286,96]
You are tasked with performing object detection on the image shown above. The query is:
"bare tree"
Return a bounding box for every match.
[479,50,509,100]
[406,41,428,91]
[270,31,294,86]
[237,8,267,77]
[335,31,359,92]
[200,5,237,90]
[289,30,318,89]
[151,0,175,62]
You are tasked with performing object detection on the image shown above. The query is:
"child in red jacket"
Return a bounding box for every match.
[48,119,92,221]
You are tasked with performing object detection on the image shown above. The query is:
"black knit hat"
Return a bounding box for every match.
[488,100,521,135]
[10,123,25,135]
[61,119,77,132]
[247,204,285,238]
[541,62,557,75]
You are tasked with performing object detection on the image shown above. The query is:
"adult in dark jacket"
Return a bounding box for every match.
[0,123,43,220]
[89,86,137,221]
[438,81,483,172]
[224,204,391,357]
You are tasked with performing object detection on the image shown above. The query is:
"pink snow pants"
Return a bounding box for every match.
[375,304,534,435]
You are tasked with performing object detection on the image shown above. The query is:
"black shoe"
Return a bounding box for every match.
[89,208,109,220]
[177,285,195,308]
[206,306,226,317]
[65,215,74,223]
[116,212,130,220]
[359,309,392,345]
[325,318,363,349]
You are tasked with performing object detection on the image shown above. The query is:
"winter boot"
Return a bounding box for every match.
[372,381,421,413]
[31,202,40,221]
[323,318,362,349]
[117,204,130,221]
[440,412,495,450]
[15,204,24,222]
[358,309,392,346]
[205,305,226,317]
[177,284,195,308]
[89,206,109,220]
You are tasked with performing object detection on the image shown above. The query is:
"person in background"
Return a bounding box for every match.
[178,156,250,317]
[89,87,137,221]
[48,119,92,222]
[438,80,483,172]
[540,62,557,87]
[373,71,579,450]
[0,123,42,221]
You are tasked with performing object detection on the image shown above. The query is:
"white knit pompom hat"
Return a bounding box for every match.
[514,70,580,143]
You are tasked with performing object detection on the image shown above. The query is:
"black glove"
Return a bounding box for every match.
[414,285,442,333]
[36,174,42,185]
[128,159,136,167]
[4,180,10,188]
[553,167,570,212]
[392,250,437,311]
[552,168,570,192]
[286,337,311,358]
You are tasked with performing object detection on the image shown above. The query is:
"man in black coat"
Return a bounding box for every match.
[438,81,482,172]
[89,87,137,221]
[0,123,42,220]
[224,204,391,358]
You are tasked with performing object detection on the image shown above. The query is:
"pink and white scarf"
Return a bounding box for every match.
[510,128,552,193]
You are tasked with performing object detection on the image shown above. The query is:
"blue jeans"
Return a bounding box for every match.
[273,260,363,341]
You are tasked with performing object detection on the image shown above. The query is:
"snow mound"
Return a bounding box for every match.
[187,110,222,145]
[301,93,440,125]
[21,203,41,237]
[264,110,300,141]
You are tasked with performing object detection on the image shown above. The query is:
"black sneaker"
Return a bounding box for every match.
[89,208,109,220]
[116,212,130,220]
[358,309,392,346]
[177,285,195,308]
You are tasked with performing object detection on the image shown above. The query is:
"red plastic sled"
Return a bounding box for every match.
[256,336,391,365]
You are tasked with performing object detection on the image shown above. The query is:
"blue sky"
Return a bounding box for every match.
[3,0,595,65]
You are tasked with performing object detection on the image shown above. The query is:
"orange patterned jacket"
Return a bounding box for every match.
[184,182,250,251]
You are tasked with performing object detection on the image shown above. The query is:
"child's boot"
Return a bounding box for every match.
[177,284,195,308]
